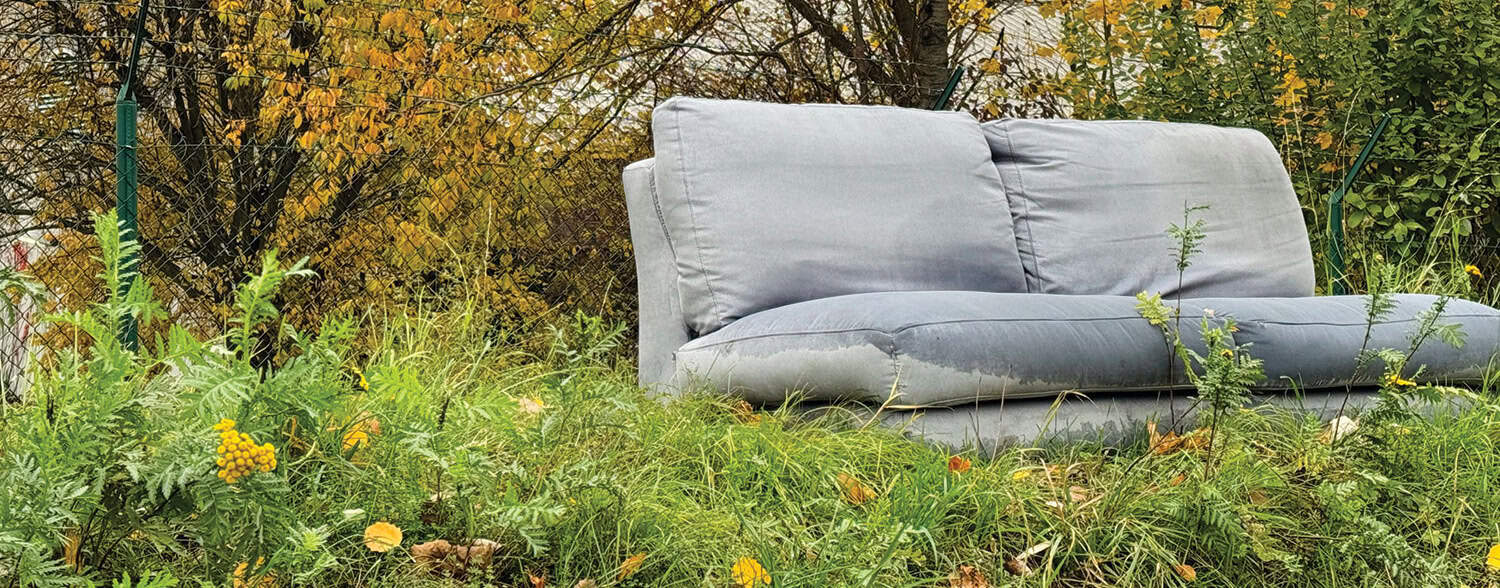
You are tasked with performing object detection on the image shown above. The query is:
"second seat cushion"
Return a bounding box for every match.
[982,119,1316,298]
[651,98,1027,336]
[674,291,1499,408]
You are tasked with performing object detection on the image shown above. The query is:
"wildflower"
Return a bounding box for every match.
[1466,264,1484,279]
[837,473,876,505]
[1218,348,1233,358]
[364,521,403,552]
[948,455,972,474]
[1173,563,1197,582]
[1385,374,1417,388]
[1487,543,1500,571]
[351,365,369,390]
[214,420,277,484]
[1011,469,1032,481]
[618,553,646,580]
[731,556,771,587]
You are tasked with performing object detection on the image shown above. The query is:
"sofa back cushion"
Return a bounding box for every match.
[982,119,1315,298]
[653,97,1027,336]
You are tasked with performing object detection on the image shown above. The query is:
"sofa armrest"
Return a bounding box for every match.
[623,159,692,389]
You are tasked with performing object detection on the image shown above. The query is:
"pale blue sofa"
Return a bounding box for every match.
[621,97,1500,446]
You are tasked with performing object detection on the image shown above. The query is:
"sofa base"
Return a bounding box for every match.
[805,388,1405,451]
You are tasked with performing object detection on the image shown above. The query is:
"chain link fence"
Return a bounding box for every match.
[2,0,1497,395]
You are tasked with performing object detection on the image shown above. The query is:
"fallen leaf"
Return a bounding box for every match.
[731,556,772,587]
[1068,486,1088,502]
[618,552,646,580]
[1174,563,1197,582]
[1005,541,1052,576]
[62,530,80,571]
[232,558,274,588]
[1319,416,1359,444]
[838,473,876,505]
[519,397,545,416]
[947,564,990,587]
[528,571,546,587]
[364,521,403,553]
[575,581,598,588]
[1248,490,1268,505]
[411,539,452,569]
[1168,473,1187,487]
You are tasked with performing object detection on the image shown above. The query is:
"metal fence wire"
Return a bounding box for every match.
[2,0,1498,394]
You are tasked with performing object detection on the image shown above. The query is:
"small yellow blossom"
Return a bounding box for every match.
[732,556,772,587]
[1466,264,1484,278]
[1385,374,1417,388]
[363,521,403,552]
[1487,543,1500,570]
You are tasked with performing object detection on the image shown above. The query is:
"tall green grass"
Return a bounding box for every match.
[3,214,1500,587]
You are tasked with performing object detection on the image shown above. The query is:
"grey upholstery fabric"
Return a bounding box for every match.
[675,291,1213,408]
[1193,294,1500,389]
[622,160,690,387]
[868,388,1388,449]
[675,291,1500,408]
[982,119,1315,298]
[652,98,1027,336]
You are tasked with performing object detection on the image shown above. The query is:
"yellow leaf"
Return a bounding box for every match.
[364,521,403,552]
[837,473,876,505]
[732,556,771,587]
[1174,563,1197,582]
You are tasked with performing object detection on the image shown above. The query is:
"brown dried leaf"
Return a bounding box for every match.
[411,539,453,568]
[618,553,647,580]
[947,564,990,587]
[1173,563,1197,582]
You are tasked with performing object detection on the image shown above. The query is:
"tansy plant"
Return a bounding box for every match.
[0,211,359,582]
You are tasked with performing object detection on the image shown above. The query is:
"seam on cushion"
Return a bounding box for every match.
[1001,124,1044,292]
[884,331,902,405]
[677,311,1498,352]
[1249,314,1495,327]
[647,169,676,258]
[680,314,1182,350]
[671,105,727,328]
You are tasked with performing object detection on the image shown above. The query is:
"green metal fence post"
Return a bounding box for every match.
[115,0,148,350]
[1326,114,1390,296]
[932,67,964,110]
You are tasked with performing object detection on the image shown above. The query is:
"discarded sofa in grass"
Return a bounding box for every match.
[621,97,1500,447]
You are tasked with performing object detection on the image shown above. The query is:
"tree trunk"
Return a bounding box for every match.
[913,0,951,107]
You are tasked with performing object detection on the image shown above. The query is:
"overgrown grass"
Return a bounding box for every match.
[5,216,1500,587]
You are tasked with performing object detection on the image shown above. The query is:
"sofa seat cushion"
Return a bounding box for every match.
[674,291,1210,408]
[673,291,1499,408]
[982,119,1315,298]
[651,98,1027,336]
[1191,294,1500,389]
